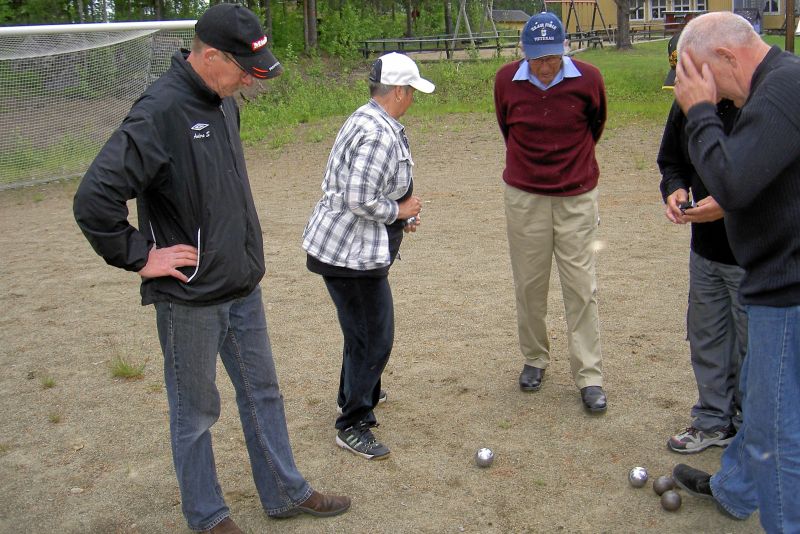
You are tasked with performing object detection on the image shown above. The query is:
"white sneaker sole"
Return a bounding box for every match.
[667,435,734,454]
[335,435,390,460]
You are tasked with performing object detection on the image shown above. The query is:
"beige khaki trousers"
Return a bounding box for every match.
[504,184,603,389]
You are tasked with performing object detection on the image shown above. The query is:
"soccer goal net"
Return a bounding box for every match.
[0,20,195,189]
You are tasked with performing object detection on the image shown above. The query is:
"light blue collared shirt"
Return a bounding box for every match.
[512,55,581,90]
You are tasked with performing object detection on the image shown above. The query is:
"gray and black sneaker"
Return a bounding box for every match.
[336,390,387,415]
[668,425,735,453]
[336,424,390,460]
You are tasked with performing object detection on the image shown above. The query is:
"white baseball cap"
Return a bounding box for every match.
[368,52,435,94]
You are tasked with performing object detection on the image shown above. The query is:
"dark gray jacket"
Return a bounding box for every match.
[685,46,800,306]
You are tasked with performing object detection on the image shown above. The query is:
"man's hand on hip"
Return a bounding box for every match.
[138,244,198,282]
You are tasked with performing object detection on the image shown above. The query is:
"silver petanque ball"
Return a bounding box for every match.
[661,489,682,511]
[628,466,649,488]
[653,475,676,496]
[475,447,494,468]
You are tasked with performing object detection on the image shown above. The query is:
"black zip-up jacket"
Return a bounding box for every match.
[74,51,265,306]
[657,99,739,266]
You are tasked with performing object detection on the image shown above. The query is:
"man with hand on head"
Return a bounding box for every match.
[303,52,433,461]
[668,12,800,532]
[494,12,608,413]
[657,31,746,455]
[73,4,350,532]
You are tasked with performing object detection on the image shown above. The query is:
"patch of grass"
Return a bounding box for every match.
[0,443,11,455]
[146,383,163,394]
[241,36,800,148]
[239,45,674,147]
[48,413,61,424]
[498,418,513,430]
[110,356,147,380]
[41,376,55,389]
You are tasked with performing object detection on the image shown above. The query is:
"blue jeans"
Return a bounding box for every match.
[710,304,800,533]
[155,287,311,531]
[323,276,394,430]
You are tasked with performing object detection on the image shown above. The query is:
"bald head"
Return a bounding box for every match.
[678,12,760,62]
[673,11,770,106]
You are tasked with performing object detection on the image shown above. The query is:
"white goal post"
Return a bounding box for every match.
[0,20,196,189]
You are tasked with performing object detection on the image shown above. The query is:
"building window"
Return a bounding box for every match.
[763,0,780,13]
[673,0,692,10]
[696,0,707,10]
[650,0,668,19]
[632,0,645,19]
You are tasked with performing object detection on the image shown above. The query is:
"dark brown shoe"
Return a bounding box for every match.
[519,365,545,392]
[270,490,351,519]
[200,517,243,534]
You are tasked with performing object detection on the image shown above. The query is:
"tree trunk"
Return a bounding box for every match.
[75,0,84,22]
[614,0,632,49]
[304,0,318,53]
[264,0,273,41]
[405,0,414,37]
[444,0,453,34]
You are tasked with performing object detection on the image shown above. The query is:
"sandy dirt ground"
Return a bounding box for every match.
[0,113,760,533]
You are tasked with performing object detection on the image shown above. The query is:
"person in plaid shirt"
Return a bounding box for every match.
[302,52,434,460]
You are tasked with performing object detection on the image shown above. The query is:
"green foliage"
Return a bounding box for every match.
[271,1,306,53]
[241,57,367,146]
[0,0,14,24]
[110,356,146,380]
[317,2,405,58]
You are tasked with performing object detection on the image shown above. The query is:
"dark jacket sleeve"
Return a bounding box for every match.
[73,111,169,272]
[685,77,800,211]
[657,101,692,202]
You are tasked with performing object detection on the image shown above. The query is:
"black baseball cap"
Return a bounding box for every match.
[662,32,680,89]
[195,3,282,80]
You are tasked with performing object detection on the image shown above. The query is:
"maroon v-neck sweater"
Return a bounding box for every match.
[494,59,606,196]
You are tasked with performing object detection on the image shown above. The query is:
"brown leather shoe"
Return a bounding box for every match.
[270,490,351,519]
[200,517,243,534]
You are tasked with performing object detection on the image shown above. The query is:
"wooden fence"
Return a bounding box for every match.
[360,22,684,59]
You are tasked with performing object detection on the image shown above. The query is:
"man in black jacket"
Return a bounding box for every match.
[669,12,800,532]
[657,32,746,455]
[73,4,349,532]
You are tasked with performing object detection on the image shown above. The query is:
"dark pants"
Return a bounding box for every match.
[323,275,394,430]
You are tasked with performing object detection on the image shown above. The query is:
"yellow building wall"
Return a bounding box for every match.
[556,0,786,33]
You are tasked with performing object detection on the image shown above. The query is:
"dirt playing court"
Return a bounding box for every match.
[0,113,761,532]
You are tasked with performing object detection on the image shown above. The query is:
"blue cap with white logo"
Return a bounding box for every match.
[521,12,565,59]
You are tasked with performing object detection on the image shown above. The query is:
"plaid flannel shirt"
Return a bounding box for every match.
[302,99,414,270]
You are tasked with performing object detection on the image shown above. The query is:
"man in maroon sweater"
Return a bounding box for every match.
[494,12,608,413]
